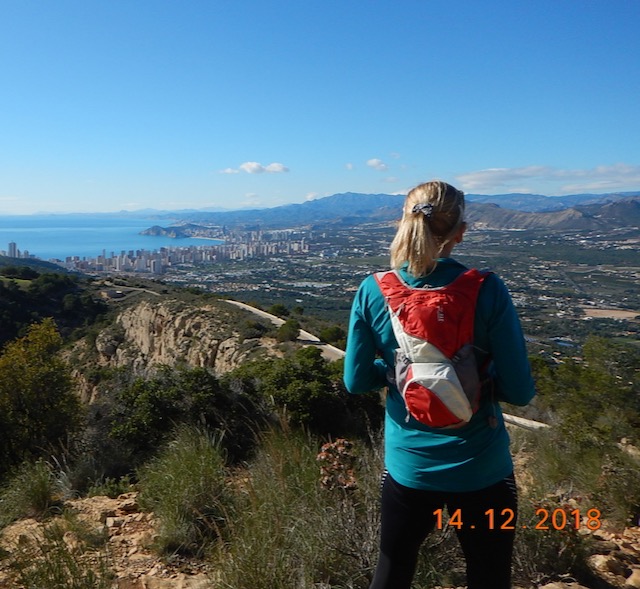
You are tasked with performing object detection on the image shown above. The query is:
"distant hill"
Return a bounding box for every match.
[154,191,640,232]
[0,255,68,273]
[575,197,640,226]
[177,192,404,228]
[465,191,640,212]
[465,198,640,230]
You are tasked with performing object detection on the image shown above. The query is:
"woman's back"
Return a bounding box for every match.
[342,180,535,589]
[344,256,535,492]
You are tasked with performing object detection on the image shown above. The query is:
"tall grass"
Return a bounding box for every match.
[0,459,67,529]
[137,424,232,556]
[507,427,635,586]
[527,427,640,529]
[213,425,383,589]
[210,423,608,589]
[0,460,111,589]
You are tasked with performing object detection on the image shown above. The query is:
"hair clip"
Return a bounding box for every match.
[411,202,434,218]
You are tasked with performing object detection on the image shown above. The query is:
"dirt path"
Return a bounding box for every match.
[223,299,345,361]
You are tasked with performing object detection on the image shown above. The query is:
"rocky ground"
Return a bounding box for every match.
[0,492,213,589]
[0,490,639,589]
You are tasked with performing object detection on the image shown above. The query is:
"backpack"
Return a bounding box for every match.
[374,268,490,428]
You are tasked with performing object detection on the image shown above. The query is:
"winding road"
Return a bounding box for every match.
[224,299,345,361]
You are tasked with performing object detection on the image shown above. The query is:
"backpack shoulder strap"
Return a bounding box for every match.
[373,270,409,311]
[374,268,492,354]
[448,268,491,295]
[374,269,406,294]
[374,268,490,305]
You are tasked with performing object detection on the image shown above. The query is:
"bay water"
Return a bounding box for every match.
[0,214,219,262]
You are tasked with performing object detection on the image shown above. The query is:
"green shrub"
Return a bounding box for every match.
[0,319,81,477]
[0,265,40,279]
[137,425,232,556]
[238,319,270,341]
[268,303,289,317]
[224,348,384,438]
[276,318,300,342]
[0,460,66,529]
[319,325,346,345]
[533,336,640,446]
[110,365,267,466]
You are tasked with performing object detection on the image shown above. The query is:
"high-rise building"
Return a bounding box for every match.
[8,242,17,257]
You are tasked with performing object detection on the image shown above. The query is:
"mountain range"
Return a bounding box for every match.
[466,190,640,211]
[149,191,640,232]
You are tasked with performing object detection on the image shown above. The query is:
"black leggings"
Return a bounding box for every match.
[370,471,518,589]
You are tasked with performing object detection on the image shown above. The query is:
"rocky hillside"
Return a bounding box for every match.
[70,296,283,403]
[466,197,640,231]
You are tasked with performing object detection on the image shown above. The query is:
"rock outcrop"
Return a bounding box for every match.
[72,298,281,403]
[98,301,243,373]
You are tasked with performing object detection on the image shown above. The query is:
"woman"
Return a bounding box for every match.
[343,180,535,589]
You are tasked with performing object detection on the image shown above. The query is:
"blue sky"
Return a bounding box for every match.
[1,0,639,214]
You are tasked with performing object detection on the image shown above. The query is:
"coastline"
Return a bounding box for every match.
[0,215,222,261]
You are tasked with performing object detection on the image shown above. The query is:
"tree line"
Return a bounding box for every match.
[0,269,106,349]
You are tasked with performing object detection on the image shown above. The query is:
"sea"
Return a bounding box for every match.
[0,214,221,262]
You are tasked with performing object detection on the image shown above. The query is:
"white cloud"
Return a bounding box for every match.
[345,163,354,170]
[239,161,289,174]
[455,164,640,195]
[382,176,400,183]
[366,158,388,171]
[239,162,265,174]
[220,162,290,174]
[554,163,640,193]
[456,166,551,192]
[264,162,289,173]
[305,192,320,201]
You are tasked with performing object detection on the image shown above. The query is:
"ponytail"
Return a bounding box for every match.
[390,181,465,277]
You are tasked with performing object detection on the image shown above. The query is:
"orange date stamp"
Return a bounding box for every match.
[433,507,602,531]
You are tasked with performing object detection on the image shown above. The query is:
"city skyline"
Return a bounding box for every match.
[2,1,639,215]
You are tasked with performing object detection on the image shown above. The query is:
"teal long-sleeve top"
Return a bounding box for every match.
[343,258,535,492]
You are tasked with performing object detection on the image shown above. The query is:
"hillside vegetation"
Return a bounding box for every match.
[0,269,638,588]
[0,266,106,349]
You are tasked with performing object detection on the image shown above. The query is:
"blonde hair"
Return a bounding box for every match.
[390,180,465,277]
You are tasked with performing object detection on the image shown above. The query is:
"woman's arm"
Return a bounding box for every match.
[343,280,388,394]
[479,275,536,406]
